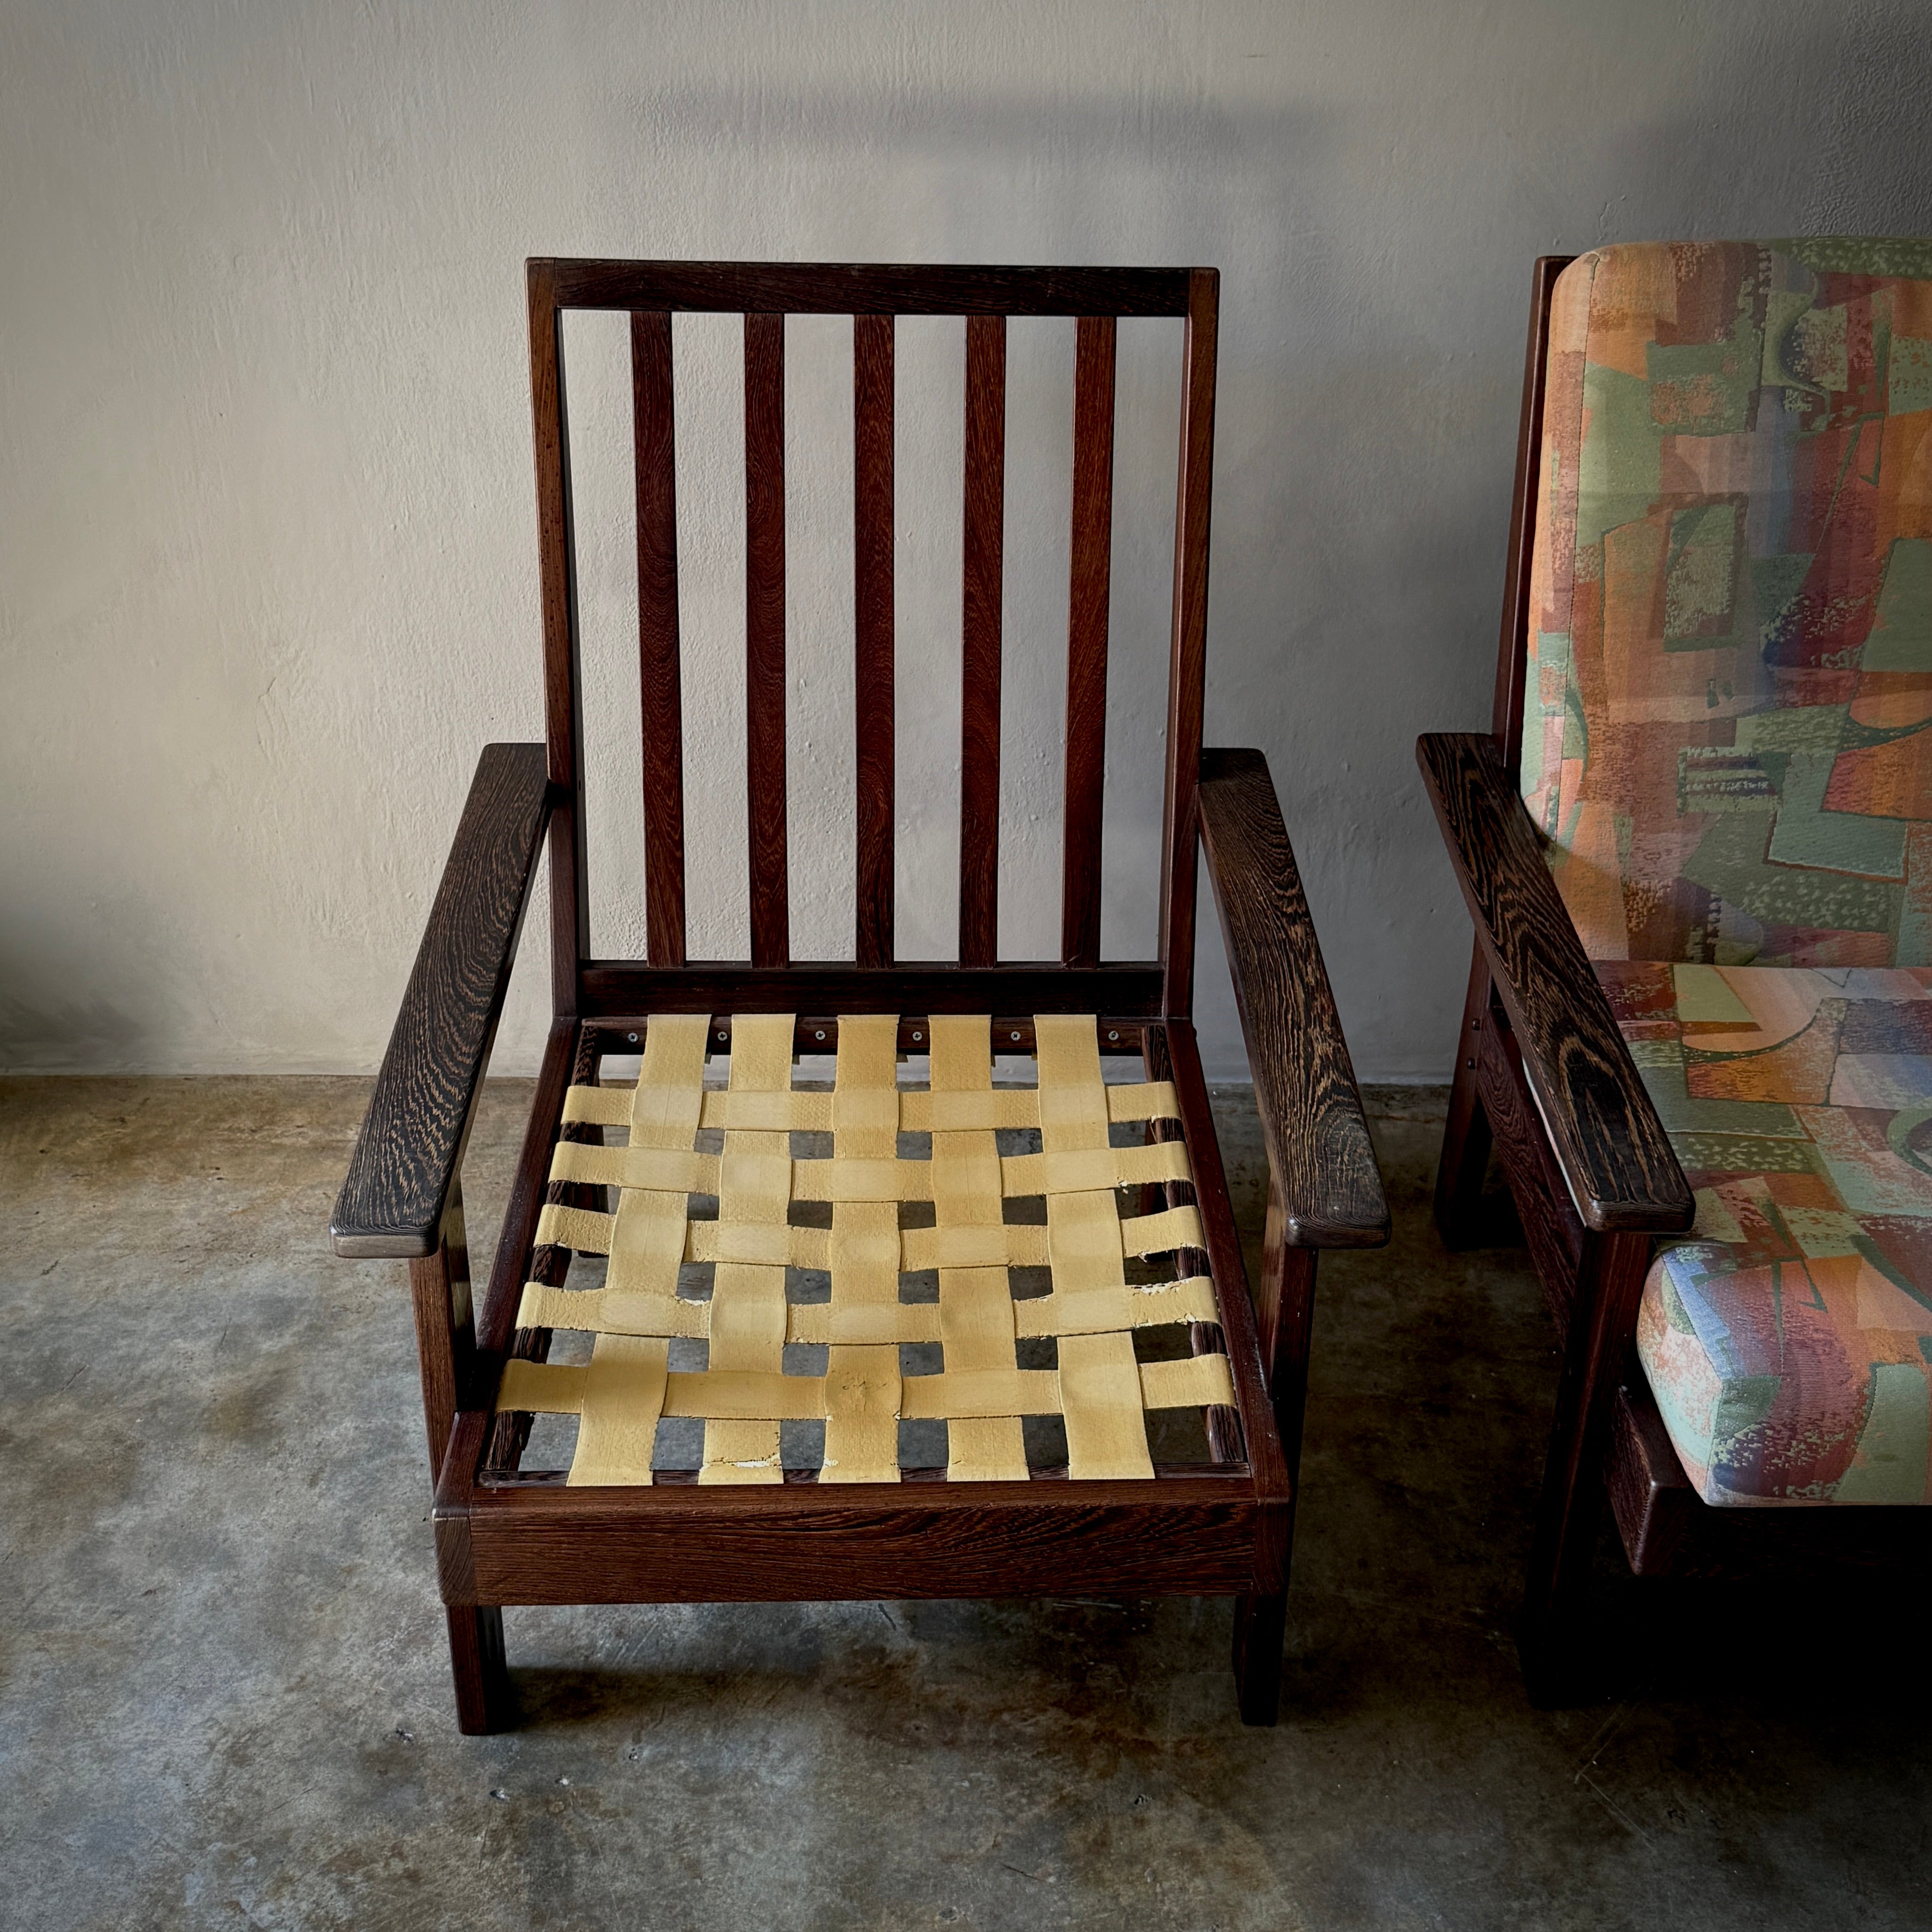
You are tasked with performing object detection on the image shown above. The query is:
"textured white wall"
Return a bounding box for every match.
[5,0,1932,1078]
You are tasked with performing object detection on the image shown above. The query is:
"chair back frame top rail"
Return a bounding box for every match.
[525,258,1219,1017]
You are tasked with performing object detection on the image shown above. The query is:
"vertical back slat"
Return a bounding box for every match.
[853,313,896,966]
[1158,270,1219,1013]
[1062,315,1117,968]
[744,311,790,967]
[959,313,1007,967]
[528,262,587,1014]
[632,310,686,966]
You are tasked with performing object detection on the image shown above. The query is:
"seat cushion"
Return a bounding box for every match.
[1522,240,1932,968]
[1604,960,1932,1502]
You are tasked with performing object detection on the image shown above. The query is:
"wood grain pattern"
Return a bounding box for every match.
[461,1480,1264,1604]
[632,308,686,966]
[578,961,1165,1017]
[1417,731,1692,1233]
[1062,314,1116,968]
[1158,269,1219,1013]
[1196,748,1389,1249]
[528,262,590,1015]
[854,312,896,965]
[1491,256,1573,780]
[540,259,1193,316]
[445,1604,509,1735]
[331,744,551,1258]
[1473,1001,1585,1324]
[960,313,1007,966]
[744,311,789,967]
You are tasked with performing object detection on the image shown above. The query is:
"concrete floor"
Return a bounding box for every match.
[2,1077,1926,1931]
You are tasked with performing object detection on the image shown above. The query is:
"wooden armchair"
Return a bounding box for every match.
[1423,242,1932,1702]
[331,260,1388,1734]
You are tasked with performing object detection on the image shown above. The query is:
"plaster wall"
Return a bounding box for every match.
[5,0,1932,1078]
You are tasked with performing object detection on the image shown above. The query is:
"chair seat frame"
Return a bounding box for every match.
[334,261,1388,1733]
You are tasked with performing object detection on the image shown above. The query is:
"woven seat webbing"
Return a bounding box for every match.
[496,1013,1239,1485]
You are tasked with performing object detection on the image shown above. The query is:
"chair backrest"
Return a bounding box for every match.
[527,260,1220,1021]
[1512,239,1932,968]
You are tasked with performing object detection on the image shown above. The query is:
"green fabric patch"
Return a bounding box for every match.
[1649,318,1761,436]
[1670,1132,1821,1175]
[1664,503,1741,643]
[1735,703,1846,754]
[1892,335,1932,416]
[1766,752,1908,879]
[1683,812,1898,935]
[1832,1362,1930,1503]
[1862,538,1932,673]
[1710,1372,1783,1450]
[1577,365,1660,549]
[1776,236,1932,281]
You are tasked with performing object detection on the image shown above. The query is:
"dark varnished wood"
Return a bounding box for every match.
[1492,257,1572,782]
[528,262,589,1016]
[1158,269,1219,1016]
[446,1605,509,1735]
[1432,942,1496,1248]
[1518,1228,1651,1702]
[1417,731,1692,1234]
[578,960,1166,1017]
[744,312,790,966]
[539,259,1193,316]
[854,312,896,966]
[632,308,686,966]
[451,1478,1267,1605]
[1062,314,1116,968]
[1197,748,1388,1249]
[960,313,1007,966]
[332,744,552,1258]
[408,1183,478,1481]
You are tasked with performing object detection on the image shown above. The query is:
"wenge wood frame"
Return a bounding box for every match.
[1419,256,1932,1704]
[334,258,1388,1735]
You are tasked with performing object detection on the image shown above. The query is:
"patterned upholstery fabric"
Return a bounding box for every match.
[1601,961,1932,1503]
[1522,240,1932,968]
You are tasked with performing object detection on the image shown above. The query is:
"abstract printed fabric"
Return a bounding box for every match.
[1523,240,1932,968]
[1604,961,1932,1504]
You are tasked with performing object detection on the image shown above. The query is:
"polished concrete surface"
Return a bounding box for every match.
[3,1077,1925,1931]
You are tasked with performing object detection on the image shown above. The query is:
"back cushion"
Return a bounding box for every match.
[1520,240,1932,966]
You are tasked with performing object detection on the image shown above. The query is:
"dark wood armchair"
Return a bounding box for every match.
[1423,243,1932,1703]
[331,260,1388,1734]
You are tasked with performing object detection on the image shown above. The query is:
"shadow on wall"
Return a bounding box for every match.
[0,984,148,1072]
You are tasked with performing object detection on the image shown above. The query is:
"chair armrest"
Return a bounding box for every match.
[1196,748,1390,1249]
[1416,731,1692,1234]
[331,743,554,1259]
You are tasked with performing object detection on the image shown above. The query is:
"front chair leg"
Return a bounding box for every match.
[446,1606,510,1734]
[1434,943,1495,1248]
[1519,1228,1651,1704]
[1231,1197,1318,1726]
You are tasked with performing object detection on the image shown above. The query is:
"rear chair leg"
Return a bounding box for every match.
[1434,943,1495,1249]
[446,1606,510,1734]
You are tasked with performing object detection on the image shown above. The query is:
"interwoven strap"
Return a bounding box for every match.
[499,1013,1236,1485]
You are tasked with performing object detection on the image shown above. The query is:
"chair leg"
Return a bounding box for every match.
[1518,1229,1651,1705]
[1232,1589,1289,1724]
[446,1605,511,1734]
[1434,943,1495,1249]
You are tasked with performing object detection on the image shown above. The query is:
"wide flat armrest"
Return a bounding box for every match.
[1197,748,1390,1249]
[331,743,553,1258]
[1417,731,1692,1235]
